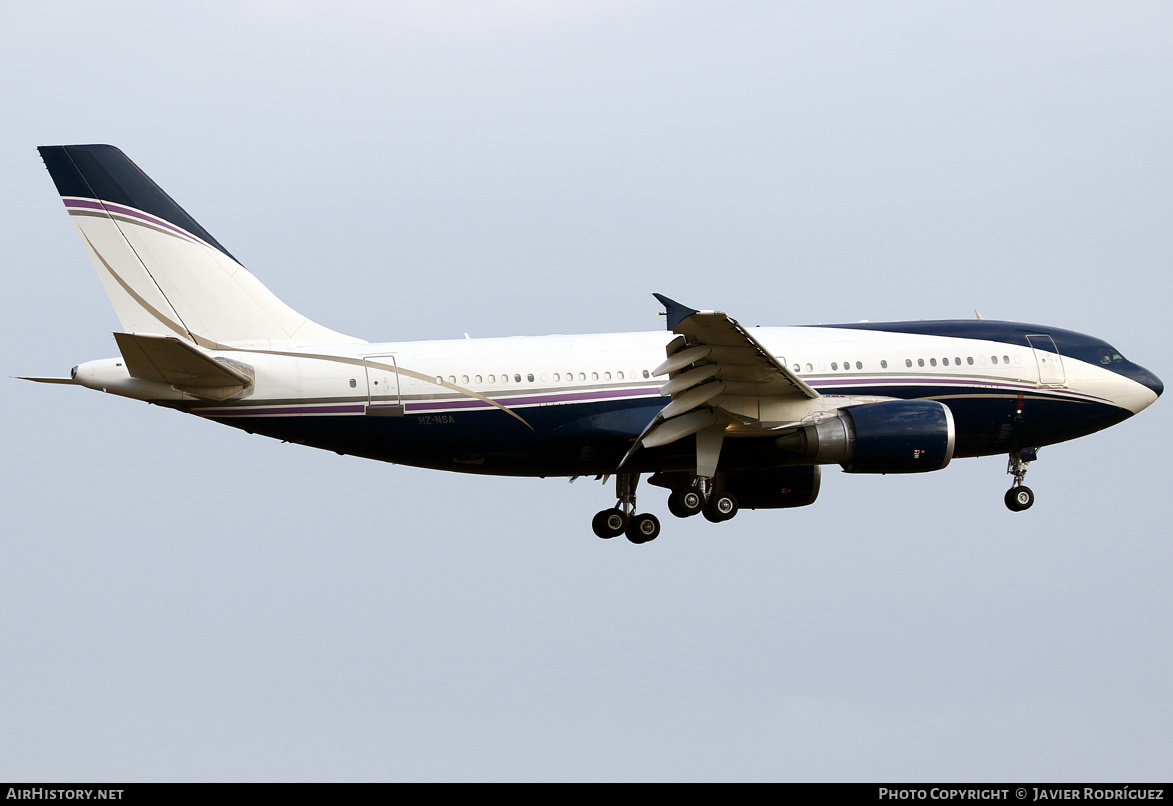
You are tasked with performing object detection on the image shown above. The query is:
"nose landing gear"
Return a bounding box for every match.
[1005,448,1037,512]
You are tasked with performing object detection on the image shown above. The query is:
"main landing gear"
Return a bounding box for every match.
[1004,448,1038,512]
[666,479,738,523]
[592,473,661,544]
[593,474,740,543]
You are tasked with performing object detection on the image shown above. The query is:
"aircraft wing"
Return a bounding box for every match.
[621,295,819,464]
[654,294,818,400]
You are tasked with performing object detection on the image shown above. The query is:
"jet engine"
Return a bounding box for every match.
[774,400,955,474]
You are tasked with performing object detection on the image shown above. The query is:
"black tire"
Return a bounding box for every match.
[1004,486,1035,512]
[592,508,627,538]
[625,513,661,544]
[667,489,703,519]
[706,492,739,522]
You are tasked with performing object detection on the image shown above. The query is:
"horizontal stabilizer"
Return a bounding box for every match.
[114,332,253,396]
[17,376,77,384]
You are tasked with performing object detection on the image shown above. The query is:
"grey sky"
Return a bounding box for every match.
[2,1,1170,781]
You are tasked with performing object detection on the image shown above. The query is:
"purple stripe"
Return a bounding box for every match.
[196,404,365,417]
[808,376,1109,403]
[64,197,208,247]
[190,381,1105,418]
[811,375,1035,389]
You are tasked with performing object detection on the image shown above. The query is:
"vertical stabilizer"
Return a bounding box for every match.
[39,144,363,349]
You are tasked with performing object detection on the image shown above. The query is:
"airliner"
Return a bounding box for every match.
[24,145,1163,543]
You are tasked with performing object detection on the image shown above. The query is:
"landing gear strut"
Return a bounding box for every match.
[1005,448,1037,512]
[592,473,661,543]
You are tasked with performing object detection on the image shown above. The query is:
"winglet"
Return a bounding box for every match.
[653,294,699,331]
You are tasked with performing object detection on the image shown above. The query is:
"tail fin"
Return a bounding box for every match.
[39,144,363,349]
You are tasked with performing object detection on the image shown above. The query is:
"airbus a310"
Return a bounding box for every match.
[23,145,1163,543]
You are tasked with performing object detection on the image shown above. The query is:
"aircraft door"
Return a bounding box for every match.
[363,354,404,415]
[1026,335,1066,387]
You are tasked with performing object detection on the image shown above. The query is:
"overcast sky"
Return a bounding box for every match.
[1,0,1170,782]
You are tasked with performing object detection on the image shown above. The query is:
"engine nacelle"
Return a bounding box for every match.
[774,400,955,474]
[722,466,821,509]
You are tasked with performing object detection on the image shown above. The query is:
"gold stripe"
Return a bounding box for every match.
[232,348,535,431]
[81,231,192,340]
[80,222,533,429]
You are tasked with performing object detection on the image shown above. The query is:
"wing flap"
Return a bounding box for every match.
[618,295,822,467]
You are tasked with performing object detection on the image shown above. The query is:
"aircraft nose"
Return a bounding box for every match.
[1142,369,1163,398]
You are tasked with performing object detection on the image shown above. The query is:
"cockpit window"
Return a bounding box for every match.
[1099,346,1125,365]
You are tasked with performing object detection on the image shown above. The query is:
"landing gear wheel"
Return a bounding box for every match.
[704,492,738,523]
[1005,486,1034,512]
[592,508,627,539]
[667,489,703,519]
[625,513,661,544]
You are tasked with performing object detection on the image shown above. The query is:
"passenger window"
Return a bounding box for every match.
[349,379,357,388]
[604,372,612,380]
[880,360,887,369]
[954,357,961,366]
[617,371,625,380]
[553,373,560,382]
[793,364,800,372]
[918,359,925,367]
[435,376,443,384]
[930,358,937,367]
[991,356,998,365]
[591,372,599,381]
[905,359,912,367]
[515,374,522,383]
[527,373,534,382]
[488,374,496,383]
[967,357,974,366]
[855,361,862,370]
[806,363,813,372]
[579,372,586,381]
[462,375,469,384]
[831,362,838,371]
[1003,355,1010,364]
[475,375,482,384]
[643,370,650,378]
